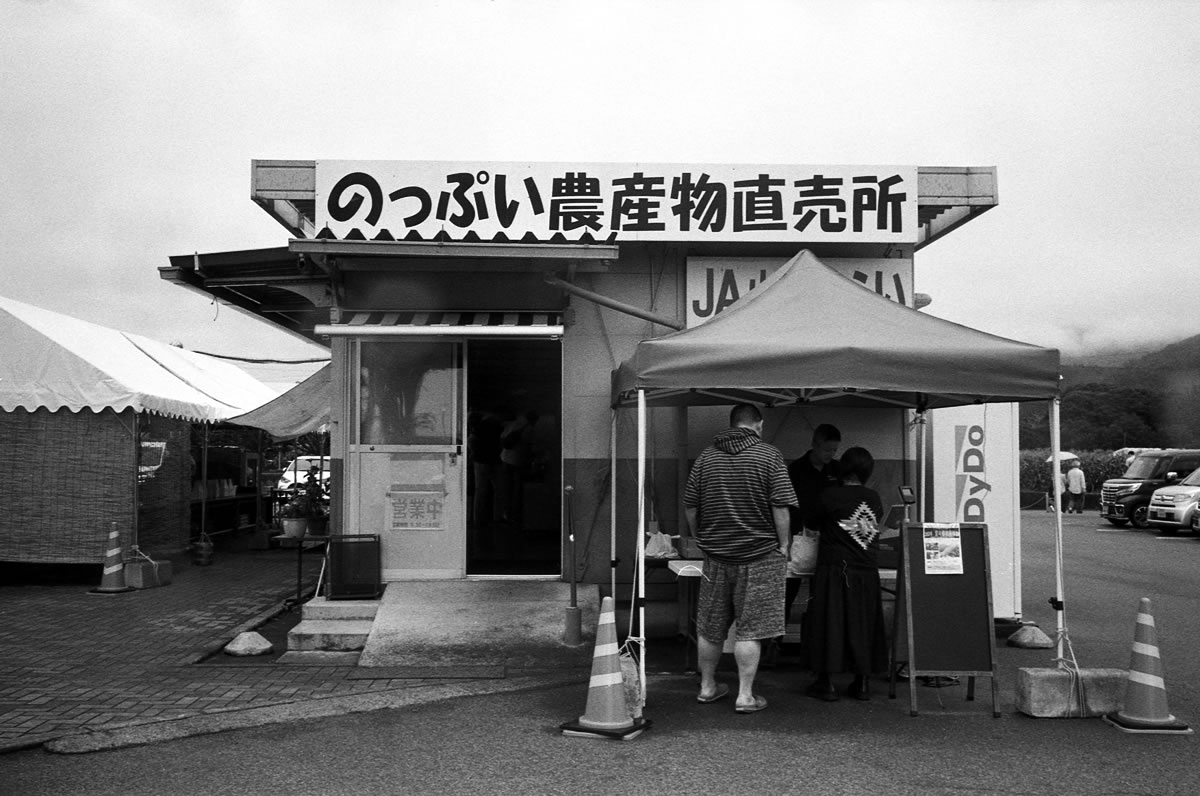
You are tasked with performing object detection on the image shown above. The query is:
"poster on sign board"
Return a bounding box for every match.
[923,525,964,575]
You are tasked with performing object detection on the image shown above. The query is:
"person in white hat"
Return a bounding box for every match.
[1066,460,1087,514]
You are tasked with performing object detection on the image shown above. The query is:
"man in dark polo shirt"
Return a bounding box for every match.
[684,404,797,714]
[784,424,842,622]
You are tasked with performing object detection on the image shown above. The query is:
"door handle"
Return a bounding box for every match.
[450,444,462,465]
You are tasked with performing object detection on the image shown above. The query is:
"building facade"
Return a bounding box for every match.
[162,160,1002,595]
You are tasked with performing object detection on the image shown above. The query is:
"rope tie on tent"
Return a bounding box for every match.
[129,545,161,578]
[1053,625,1087,717]
[622,546,647,715]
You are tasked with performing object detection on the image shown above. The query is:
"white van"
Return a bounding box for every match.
[277,455,332,491]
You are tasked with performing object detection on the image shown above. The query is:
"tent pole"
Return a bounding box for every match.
[917,411,928,522]
[200,423,209,542]
[637,389,647,704]
[676,406,688,542]
[256,430,265,530]
[610,410,617,601]
[131,413,140,553]
[1049,397,1066,666]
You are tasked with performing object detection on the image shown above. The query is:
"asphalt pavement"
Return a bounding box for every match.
[3,509,1198,770]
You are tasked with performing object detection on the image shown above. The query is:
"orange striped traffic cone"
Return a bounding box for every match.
[88,523,132,595]
[560,596,650,740]
[1103,598,1192,734]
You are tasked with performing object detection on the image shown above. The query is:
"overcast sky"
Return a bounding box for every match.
[3,0,1198,386]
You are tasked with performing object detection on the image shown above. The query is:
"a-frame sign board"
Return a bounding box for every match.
[888,522,1000,717]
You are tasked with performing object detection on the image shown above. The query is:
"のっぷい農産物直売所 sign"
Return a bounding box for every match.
[314,161,918,245]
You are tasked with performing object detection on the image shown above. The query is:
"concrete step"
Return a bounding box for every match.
[302,596,381,621]
[357,581,600,669]
[288,619,375,652]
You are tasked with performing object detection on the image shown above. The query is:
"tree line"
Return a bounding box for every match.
[1020,381,1200,451]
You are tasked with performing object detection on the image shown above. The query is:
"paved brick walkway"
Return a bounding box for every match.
[0,547,436,751]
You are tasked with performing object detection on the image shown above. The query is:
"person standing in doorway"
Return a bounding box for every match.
[499,409,536,526]
[1066,459,1087,514]
[685,404,797,714]
[467,409,502,529]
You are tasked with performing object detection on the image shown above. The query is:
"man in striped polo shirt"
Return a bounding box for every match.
[685,404,797,713]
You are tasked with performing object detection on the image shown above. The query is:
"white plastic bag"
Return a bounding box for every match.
[644,531,678,559]
[788,529,820,575]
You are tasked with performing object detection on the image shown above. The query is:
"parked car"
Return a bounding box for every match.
[1100,449,1200,529]
[277,455,332,492]
[1147,467,1200,534]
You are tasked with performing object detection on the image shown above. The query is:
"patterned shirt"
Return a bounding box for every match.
[684,427,798,563]
[815,484,884,569]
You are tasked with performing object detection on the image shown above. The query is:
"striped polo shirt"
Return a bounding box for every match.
[684,427,798,563]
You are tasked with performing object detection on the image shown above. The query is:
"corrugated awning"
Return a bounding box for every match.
[314,311,563,337]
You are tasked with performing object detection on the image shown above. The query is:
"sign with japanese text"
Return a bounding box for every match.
[922,525,964,575]
[385,486,445,532]
[315,161,918,244]
[686,256,913,326]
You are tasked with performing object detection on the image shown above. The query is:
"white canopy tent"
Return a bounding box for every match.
[0,294,276,422]
[225,364,331,439]
[609,251,1067,702]
[0,294,277,562]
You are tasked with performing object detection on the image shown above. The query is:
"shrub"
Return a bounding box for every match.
[1019,449,1128,493]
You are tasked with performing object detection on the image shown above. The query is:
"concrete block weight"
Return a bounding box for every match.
[1016,667,1127,718]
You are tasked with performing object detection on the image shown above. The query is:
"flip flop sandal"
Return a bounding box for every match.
[696,683,730,703]
[735,695,768,713]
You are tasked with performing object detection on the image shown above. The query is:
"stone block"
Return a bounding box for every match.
[1016,667,1127,718]
[124,560,172,590]
[224,631,274,657]
[1008,624,1054,648]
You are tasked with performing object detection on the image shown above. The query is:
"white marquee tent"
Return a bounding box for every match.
[0,295,276,421]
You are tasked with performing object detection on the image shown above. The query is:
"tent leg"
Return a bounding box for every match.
[1049,398,1066,665]
[199,424,209,542]
[131,413,140,552]
[610,411,617,602]
[916,411,928,523]
[637,389,648,705]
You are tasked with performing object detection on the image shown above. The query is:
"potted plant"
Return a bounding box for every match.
[278,495,309,538]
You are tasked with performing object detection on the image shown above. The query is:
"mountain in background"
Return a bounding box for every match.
[1027,333,1200,450]
[1061,334,1200,389]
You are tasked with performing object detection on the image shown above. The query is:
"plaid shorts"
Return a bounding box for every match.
[696,553,786,643]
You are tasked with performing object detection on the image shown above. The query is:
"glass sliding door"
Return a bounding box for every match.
[349,340,465,579]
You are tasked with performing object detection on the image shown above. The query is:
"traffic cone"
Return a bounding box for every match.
[560,596,650,740]
[88,523,132,595]
[1103,598,1192,734]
